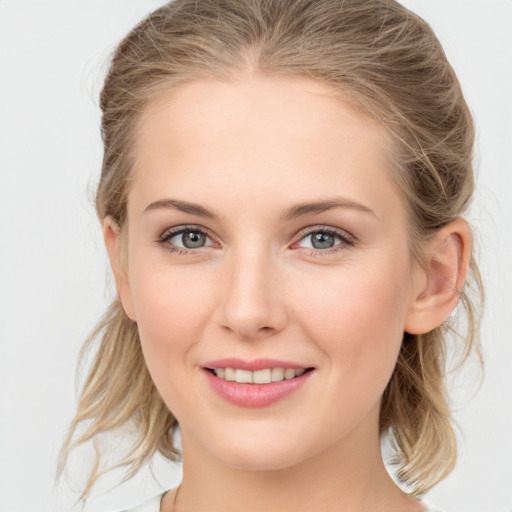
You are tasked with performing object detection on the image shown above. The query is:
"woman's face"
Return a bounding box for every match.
[114,75,425,470]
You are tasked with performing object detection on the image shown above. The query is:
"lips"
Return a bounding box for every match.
[202,358,315,407]
[202,357,311,371]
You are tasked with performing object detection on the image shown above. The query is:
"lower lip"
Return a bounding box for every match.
[203,369,314,407]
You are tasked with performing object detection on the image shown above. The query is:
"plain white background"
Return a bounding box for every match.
[0,1,511,511]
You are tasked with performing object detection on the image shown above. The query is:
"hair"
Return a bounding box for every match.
[59,0,484,501]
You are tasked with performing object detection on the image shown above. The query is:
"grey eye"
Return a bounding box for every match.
[296,228,352,252]
[309,231,338,249]
[171,230,208,249]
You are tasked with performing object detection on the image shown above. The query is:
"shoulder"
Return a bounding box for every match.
[118,492,167,512]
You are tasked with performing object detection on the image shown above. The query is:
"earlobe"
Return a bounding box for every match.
[404,219,472,335]
[102,216,136,322]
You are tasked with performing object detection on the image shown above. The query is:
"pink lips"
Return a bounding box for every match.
[203,357,310,371]
[202,358,314,408]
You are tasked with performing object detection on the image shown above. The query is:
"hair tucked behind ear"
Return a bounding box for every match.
[59,0,483,501]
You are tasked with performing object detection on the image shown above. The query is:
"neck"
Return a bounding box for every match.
[167,415,421,512]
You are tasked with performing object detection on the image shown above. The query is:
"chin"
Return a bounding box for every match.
[217,449,303,472]
[207,430,315,472]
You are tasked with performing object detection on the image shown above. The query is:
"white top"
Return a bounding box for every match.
[121,493,164,511]
[120,492,445,512]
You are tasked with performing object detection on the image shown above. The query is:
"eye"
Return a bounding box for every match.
[158,226,215,253]
[171,229,208,249]
[295,227,355,253]
[301,231,339,249]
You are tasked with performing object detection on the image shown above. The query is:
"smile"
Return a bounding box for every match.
[209,367,308,384]
[203,364,315,407]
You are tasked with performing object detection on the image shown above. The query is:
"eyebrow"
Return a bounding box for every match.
[280,198,376,220]
[143,198,218,218]
[142,197,376,220]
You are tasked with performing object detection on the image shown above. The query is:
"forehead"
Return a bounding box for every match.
[130,75,401,221]
[135,74,391,158]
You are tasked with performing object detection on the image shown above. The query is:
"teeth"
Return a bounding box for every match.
[284,369,295,380]
[224,368,235,381]
[271,368,284,382]
[235,369,252,383]
[253,369,271,384]
[213,367,308,384]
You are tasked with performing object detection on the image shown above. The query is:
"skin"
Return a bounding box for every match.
[104,74,471,512]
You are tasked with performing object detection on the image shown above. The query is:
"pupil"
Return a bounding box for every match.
[311,232,334,249]
[183,231,206,248]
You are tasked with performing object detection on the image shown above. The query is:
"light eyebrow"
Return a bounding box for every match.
[142,196,376,221]
[280,197,376,221]
[142,198,218,219]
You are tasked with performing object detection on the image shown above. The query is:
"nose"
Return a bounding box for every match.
[217,247,288,340]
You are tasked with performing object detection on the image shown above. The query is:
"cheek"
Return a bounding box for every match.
[128,258,214,381]
[128,264,218,425]
[293,258,411,384]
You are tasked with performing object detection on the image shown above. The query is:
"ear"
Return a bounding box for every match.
[404,219,472,335]
[102,216,136,322]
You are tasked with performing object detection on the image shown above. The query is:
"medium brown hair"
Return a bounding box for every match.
[60,0,483,500]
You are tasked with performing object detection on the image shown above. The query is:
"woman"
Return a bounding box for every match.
[60,1,484,511]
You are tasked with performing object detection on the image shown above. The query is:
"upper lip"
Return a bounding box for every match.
[202,358,313,371]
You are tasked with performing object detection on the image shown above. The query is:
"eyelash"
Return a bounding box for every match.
[157,225,216,256]
[293,226,356,256]
[157,224,356,257]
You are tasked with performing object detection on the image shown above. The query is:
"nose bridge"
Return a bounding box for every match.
[218,241,286,339]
